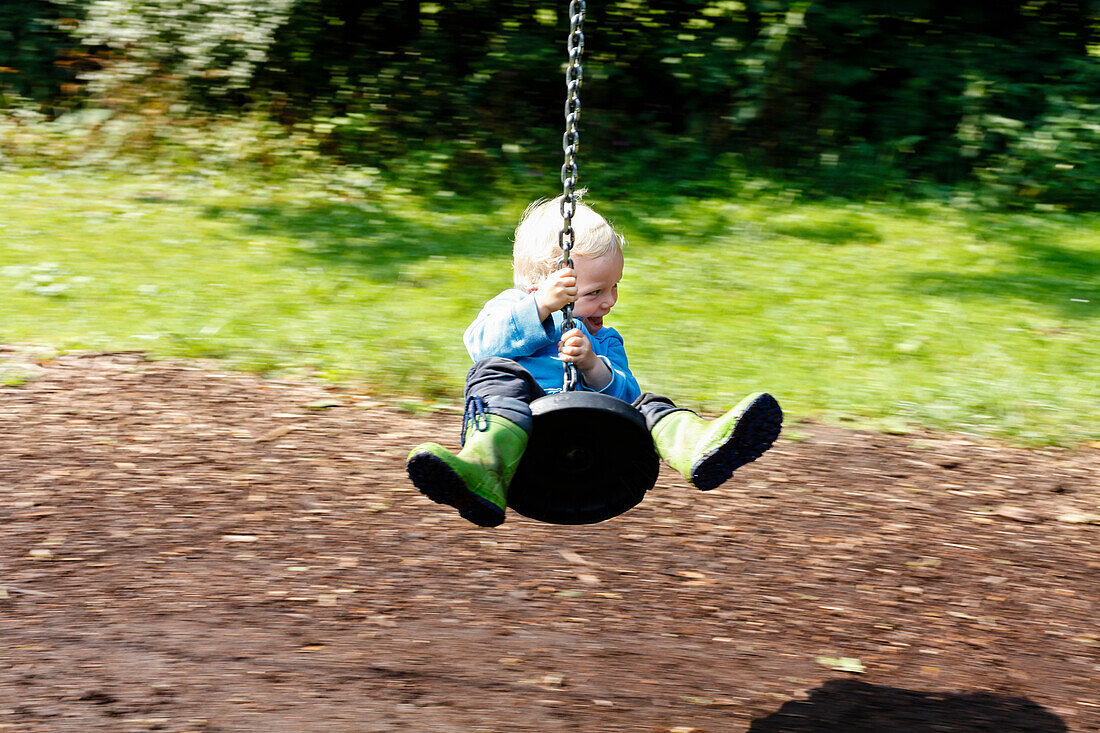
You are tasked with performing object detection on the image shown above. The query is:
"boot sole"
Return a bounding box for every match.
[406,451,505,528]
[691,393,783,491]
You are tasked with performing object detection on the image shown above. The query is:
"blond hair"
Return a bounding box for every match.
[512,192,625,291]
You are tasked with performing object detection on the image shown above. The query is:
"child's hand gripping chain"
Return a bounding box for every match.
[558,327,596,371]
[533,266,578,323]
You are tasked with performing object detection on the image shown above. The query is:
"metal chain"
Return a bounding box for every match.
[559,0,585,392]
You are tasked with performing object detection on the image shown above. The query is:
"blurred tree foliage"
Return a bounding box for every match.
[2,0,1098,206]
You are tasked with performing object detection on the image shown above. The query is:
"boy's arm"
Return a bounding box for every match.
[579,356,612,391]
[464,291,556,362]
[588,328,641,402]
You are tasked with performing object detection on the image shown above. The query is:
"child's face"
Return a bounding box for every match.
[571,252,623,333]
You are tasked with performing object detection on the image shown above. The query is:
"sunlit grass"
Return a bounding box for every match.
[1,168,1097,444]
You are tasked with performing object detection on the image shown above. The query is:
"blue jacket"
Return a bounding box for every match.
[464,289,642,403]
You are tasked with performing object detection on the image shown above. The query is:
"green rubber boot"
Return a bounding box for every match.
[651,392,782,491]
[406,414,529,527]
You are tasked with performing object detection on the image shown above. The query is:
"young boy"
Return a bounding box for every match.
[407,195,782,527]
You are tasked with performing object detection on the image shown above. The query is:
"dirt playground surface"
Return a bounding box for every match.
[2,350,1099,732]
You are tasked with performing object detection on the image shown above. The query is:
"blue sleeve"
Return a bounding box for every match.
[464,291,556,362]
[587,328,641,402]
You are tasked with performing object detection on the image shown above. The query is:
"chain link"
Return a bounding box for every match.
[559,0,585,392]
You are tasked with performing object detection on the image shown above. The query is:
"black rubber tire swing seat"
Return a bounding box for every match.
[507,391,660,525]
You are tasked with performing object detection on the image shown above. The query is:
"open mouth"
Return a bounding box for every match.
[584,315,604,332]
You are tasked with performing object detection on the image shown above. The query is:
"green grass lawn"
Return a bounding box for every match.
[2,168,1098,444]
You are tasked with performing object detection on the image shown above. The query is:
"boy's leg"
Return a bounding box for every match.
[407,358,544,527]
[460,356,544,438]
[633,393,692,431]
[637,392,783,491]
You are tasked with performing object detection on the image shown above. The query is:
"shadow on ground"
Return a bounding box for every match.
[748,679,1067,733]
[200,200,511,281]
[909,214,1099,320]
